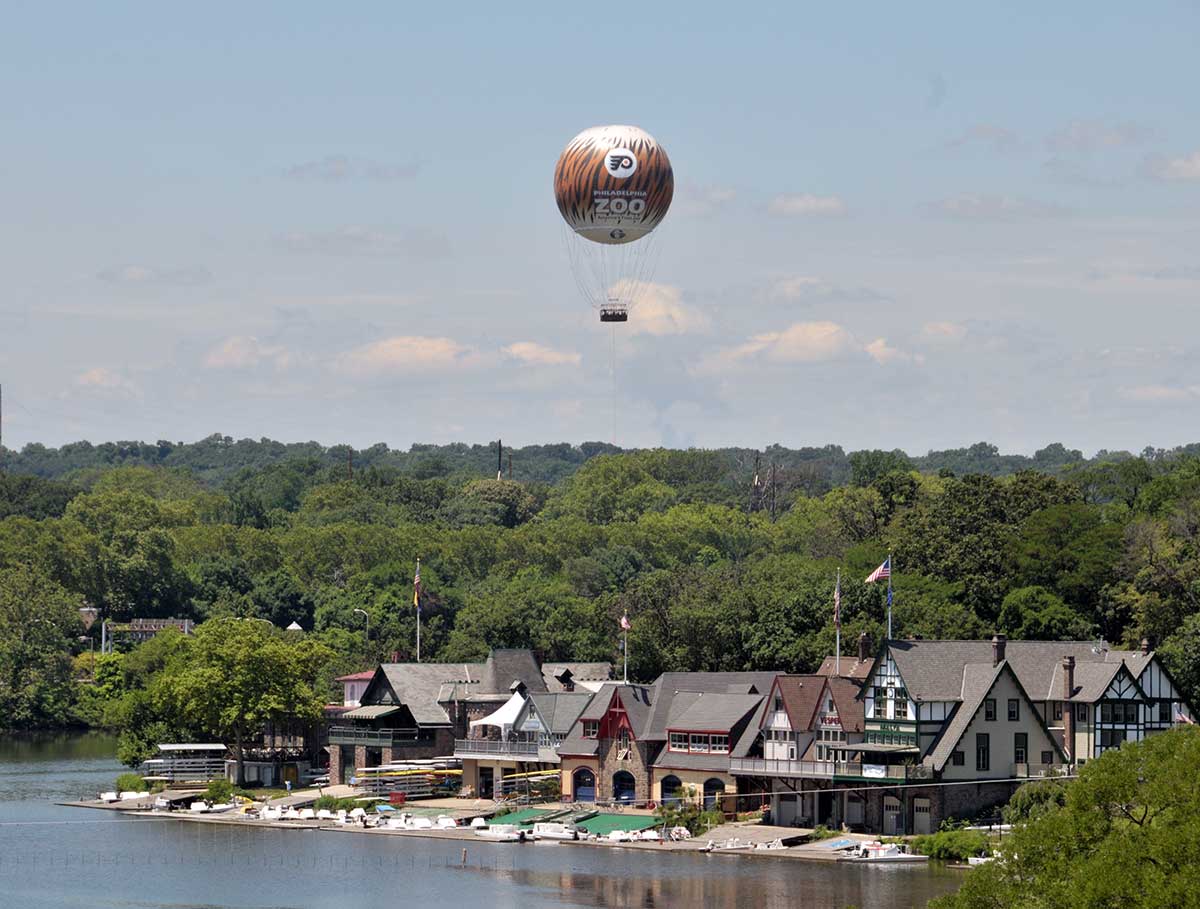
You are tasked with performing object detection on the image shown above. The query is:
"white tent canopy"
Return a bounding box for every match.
[468,690,527,736]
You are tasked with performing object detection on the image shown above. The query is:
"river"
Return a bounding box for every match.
[0,735,963,908]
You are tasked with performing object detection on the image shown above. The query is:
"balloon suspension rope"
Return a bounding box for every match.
[610,321,617,446]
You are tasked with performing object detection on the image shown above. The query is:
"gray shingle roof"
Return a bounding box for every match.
[924,662,1005,771]
[527,692,594,735]
[644,672,777,740]
[374,662,483,726]
[887,640,1154,704]
[480,649,548,695]
[541,662,613,692]
[664,692,764,732]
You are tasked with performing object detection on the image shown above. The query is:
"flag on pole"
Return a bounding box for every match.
[865,557,891,584]
[833,571,841,630]
[620,613,631,631]
[1177,710,1196,725]
[413,559,422,611]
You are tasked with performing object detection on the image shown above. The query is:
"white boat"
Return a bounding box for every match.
[754,838,786,851]
[260,806,282,821]
[297,808,315,820]
[668,826,692,841]
[435,815,458,829]
[189,801,236,814]
[606,830,632,843]
[531,821,580,841]
[843,841,928,864]
[469,817,488,829]
[967,855,995,866]
[100,791,120,803]
[633,829,661,842]
[475,823,526,842]
[119,791,150,801]
[153,796,171,810]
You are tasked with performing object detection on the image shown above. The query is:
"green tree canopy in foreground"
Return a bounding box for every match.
[933,727,1200,909]
[154,618,331,782]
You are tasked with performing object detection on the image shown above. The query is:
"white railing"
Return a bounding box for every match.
[453,739,539,758]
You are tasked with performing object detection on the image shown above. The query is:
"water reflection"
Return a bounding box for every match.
[0,736,962,909]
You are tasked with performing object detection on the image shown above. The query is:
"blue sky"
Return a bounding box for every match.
[2,3,1199,454]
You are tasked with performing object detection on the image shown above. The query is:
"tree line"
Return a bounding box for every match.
[3,439,1200,735]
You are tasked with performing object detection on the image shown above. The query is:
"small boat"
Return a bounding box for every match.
[119,791,150,801]
[967,855,994,866]
[531,821,580,841]
[606,830,632,843]
[189,801,236,814]
[435,815,458,829]
[469,817,488,829]
[260,806,283,821]
[297,808,315,820]
[843,841,928,864]
[100,791,120,803]
[633,829,661,842]
[754,838,786,851]
[153,796,171,811]
[475,823,526,842]
[668,826,692,841]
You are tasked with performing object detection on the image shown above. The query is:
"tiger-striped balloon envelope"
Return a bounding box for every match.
[554,125,674,245]
[554,125,673,320]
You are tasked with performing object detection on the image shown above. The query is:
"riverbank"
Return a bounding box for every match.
[62,793,894,863]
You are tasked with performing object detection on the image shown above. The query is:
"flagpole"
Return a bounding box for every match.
[835,567,841,676]
[624,624,629,684]
[886,549,893,641]
[415,557,422,663]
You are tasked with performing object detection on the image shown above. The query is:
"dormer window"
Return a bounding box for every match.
[583,720,599,738]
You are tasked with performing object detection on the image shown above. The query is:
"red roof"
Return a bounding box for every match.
[335,670,376,682]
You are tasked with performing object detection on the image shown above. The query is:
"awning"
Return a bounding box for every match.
[340,705,402,720]
[829,742,919,754]
[469,691,526,735]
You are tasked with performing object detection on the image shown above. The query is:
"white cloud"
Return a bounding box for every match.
[767,275,887,303]
[203,336,292,370]
[284,154,421,182]
[865,337,921,365]
[703,320,859,371]
[1046,120,1148,154]
[97,264,212,286]
[934,194,1067,220]
[768,193,846,216]
[621,282,712,336]
[335,335,474,376]
[1150,151,1200,182]
[501,341,581,367]
[73,367,140,397]
[677,183,737,217]
[921,321,968,343]
[1120,384,1200,403]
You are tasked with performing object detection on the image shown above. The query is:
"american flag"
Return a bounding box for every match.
[865,557,891,584]
[833,572,841,630]
[413,559,422,611]
[620,613,631,631]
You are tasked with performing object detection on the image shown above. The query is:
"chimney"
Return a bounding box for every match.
[1062,656,1075,763]
[991,634,1007,666]
[1141,637,1151,655]
[857,632,870,662]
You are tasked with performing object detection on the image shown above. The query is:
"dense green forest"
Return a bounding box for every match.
[4,436,1200,735]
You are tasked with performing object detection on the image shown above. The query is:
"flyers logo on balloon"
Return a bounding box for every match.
[604,148,638,178]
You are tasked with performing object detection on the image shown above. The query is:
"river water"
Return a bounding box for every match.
[0,735,963,908]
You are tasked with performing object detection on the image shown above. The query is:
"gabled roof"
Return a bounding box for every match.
[825,677,866,733]
[541,662,613,692]
[526,692,595,735]
[371,663,482,726]
[644,672,777,740]
[924,660,1068,772]
[817,655,874,681]
[882,640,1156,704]
[480,649,548,695]
[336,670,376,682]
[769,676,826,732]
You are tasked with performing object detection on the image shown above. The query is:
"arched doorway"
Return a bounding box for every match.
[659,774,683,805]
[572,767,596,802]
[612,770,636,803]
[703,778,725,810]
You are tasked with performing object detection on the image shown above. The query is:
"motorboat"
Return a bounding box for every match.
[606,830,632,843]
[435,815,458,829]
[189,801,236,814]
[119,791,150,801]
[668,826,692,841]
[754,838,786,851]
[260,806,283,821]
[100,791,120,803]
[633,829,661,842]
[531,821,580,841]
[843,841,928,863]
[475,823,527,842]
[967,855,995,866]
[469,817,487,829]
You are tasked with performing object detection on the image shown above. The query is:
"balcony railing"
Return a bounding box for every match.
[453,738,539,758]
[1013,762,1064,778]
[327,726,427,747]
[730,757,933,781]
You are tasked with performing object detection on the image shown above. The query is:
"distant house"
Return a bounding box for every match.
[327,649,611,785]
[731,635,1196,834]
[557,672,775,811]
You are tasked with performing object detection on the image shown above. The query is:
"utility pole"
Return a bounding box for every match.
[750,452,761,513]
[496,439,503,480]
[347,447,353,481]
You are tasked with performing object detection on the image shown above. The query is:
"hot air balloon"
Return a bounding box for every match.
[554,125,674,322]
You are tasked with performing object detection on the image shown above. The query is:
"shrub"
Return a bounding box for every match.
[203,779,235,803]
[1003,779,1067,825]
[809,825,836,841]
[912,829,990,861]
[313,795,359,812]
[115,772,146,792]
